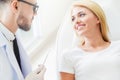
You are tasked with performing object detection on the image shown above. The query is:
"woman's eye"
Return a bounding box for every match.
[79,13,86,17]
[72,17,75,21]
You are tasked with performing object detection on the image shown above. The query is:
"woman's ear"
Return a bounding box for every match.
[96,18,100,24]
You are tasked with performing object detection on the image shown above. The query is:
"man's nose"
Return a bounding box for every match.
[34,11,37,16]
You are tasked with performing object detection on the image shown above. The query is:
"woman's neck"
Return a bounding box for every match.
[79,37,110,52]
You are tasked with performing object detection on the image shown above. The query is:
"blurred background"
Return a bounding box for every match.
[17,0,120,80]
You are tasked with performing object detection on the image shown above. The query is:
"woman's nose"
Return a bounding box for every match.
[76,17,81,22]
[75,17,81,24]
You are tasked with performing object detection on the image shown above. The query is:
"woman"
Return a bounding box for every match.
[58,0,120,80]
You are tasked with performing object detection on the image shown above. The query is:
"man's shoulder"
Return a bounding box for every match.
[0,31,7,47]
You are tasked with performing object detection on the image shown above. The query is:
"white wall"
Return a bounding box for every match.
[93,0,120,40]
[38,0,73,37]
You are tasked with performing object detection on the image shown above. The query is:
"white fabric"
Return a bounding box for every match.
[16,35,32,78]
[59,41,120,80]
[0,23,32,80]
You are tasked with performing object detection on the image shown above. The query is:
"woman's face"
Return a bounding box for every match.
[71,6,100,37]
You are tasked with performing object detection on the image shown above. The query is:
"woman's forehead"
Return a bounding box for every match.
[72,6,90,15]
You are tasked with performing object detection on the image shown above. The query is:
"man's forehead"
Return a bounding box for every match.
[25,0,37,3]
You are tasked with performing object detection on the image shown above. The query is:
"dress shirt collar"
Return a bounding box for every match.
[0,22,15,42]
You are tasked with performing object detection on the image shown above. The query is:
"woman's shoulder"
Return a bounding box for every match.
[112,40,120,43]
[109,40,120,49]
[111,40,120,46]
[62,47,83,56]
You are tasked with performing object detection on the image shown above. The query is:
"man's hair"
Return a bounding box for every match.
[0,0,10,11]
[0,0,10,3]
[0,0,11,8]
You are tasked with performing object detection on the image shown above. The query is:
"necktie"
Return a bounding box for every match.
[13,38,22,71]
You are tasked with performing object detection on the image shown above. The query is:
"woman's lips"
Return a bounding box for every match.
[75,24,85,30]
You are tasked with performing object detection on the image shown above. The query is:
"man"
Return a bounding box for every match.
[0,0,46,80]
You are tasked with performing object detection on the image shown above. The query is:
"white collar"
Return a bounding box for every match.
[0,22,15,42]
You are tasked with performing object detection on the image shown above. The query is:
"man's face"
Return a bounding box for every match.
[17,0,39,31]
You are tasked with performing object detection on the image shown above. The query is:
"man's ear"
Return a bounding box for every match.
[10,0,19,14]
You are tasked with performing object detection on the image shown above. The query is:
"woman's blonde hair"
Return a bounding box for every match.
[71,0,110,45]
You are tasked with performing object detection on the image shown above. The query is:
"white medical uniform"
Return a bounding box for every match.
[0,23,31,80]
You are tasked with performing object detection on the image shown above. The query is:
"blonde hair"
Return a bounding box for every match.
[71,0,110,45]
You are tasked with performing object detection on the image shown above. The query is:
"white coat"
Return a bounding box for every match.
[0,30,32,80]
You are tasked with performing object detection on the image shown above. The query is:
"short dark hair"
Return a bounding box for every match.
[0,0,12,7]
[0,0,8,2]
[0,0,11,3]
[0,0,11,9]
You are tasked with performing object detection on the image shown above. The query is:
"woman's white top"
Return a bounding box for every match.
[59,41,120,80]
